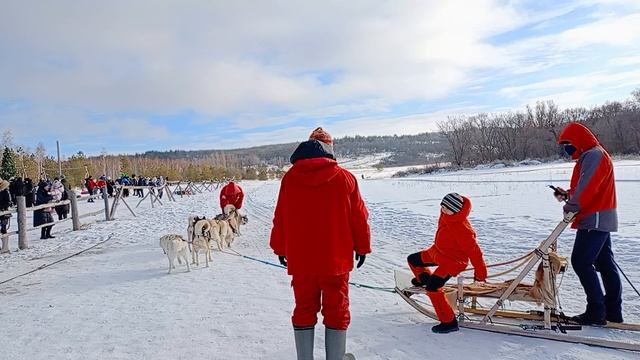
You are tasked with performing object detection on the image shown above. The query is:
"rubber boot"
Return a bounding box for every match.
[40,228,47,239]
[325,327,347,360]
[294,327,314,360]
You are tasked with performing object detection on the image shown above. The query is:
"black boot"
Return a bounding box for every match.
[46,226,55,239]
[571,312,606,326]
[40,228,47,239]
[432,318,459,334]
[606,311,624,324]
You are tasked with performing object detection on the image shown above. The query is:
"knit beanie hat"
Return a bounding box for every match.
[441,193,464,213]
[309,127,333,145]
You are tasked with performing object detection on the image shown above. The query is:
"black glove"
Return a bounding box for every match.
[278,256,287,267]
[355,253,366,269]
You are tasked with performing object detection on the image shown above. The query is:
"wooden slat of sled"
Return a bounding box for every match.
[395,281,640,352]
[464,307,640,332]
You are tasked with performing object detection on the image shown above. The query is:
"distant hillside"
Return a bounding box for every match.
[143,132,449,167]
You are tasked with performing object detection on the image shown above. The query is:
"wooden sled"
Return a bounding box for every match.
[395,215,640,352]
[395,270,640,352]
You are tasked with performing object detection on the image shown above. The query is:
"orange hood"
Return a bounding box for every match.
[558,122,600,160]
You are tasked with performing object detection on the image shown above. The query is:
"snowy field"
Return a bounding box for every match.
[1,160,640,359]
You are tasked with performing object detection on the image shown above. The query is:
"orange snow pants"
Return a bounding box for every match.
[408,250,455,323]
[291,273,350,330]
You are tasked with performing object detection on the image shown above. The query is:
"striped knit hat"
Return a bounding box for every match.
[441,193,464,213]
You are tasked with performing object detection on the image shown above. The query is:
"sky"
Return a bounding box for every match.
[1,0,640,157]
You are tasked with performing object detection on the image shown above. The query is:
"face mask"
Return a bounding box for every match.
[563,144,577,156]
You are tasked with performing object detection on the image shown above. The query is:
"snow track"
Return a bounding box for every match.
[1,160,639,359]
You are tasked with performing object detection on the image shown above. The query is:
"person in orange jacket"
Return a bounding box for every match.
[407,193,487,333]
[270,127,371,360]
[554,122,622,325]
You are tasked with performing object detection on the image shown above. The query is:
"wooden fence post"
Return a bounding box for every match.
[102,187,111,221]
[17,195,28,250]
[69,190,81,231]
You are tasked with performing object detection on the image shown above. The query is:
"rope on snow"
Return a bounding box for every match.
[220,248,396,293]
[0,234,114,286]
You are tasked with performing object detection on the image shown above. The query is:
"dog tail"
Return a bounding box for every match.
[195,219,211,237]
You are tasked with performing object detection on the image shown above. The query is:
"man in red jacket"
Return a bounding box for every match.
[270,127,371,360]
[407,193,487,334]
[554,122,622,325]
[219,181,244,213]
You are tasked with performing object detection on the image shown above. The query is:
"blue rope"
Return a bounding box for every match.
[223,250,396,293]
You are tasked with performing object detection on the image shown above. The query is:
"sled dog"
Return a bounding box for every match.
[192,219,213,267]
[159,234,191,274]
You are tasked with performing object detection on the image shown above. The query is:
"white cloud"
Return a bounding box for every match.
[0,1,535,120]
[1,0,640,154]
[500,69,640,98]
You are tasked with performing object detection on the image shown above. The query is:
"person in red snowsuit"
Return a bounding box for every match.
[219,181,244,213]
[270,127,371,360]
[96,177,107,190]
[554,122,622,325]
[85,176,96,203]
[407,193,487,334]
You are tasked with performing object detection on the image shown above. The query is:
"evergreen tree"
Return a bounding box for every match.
[0,147,17,180]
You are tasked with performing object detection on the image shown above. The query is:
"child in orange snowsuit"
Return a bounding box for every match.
[407,193,487,333]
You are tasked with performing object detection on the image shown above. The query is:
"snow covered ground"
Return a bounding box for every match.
[338,153,422,180]
[1,160,640,359]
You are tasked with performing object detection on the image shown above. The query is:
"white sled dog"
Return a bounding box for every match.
[209,217,235,249]
[159,234,191,274]
[192,219,213,267]
[187,215,208,248]
[222,204,247,236]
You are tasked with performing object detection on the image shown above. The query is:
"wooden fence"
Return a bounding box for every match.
[0,181,223,254]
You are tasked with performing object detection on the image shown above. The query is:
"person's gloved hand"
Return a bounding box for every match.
[278,256,287,267]
[355,253,366,269]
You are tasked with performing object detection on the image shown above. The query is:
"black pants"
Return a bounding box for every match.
[0,217,9,234]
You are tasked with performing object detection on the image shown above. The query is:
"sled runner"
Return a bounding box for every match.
[395,215,640,352]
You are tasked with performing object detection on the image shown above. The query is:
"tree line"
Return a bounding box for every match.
[2,88,639,185]
[437,89,640,167]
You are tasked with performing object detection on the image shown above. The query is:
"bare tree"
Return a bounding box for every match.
[35,142,46,179]
[438,116,472,167]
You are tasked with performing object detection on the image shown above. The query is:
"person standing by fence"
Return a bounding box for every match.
[0,179,12,235]
[34,180,55,239]
[85,176,96,202]
[54,178,70,221]
[9,177,23,205]
[24,178,34,207]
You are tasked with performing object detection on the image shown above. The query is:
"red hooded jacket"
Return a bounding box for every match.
[86,178,96,191]
[558,122,617,231]
[220,182,244,210]
[270,158,371,276]
[425,196,487,281]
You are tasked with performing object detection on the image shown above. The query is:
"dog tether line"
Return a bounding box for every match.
[0,234,115,286]
[220,248,396,293]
